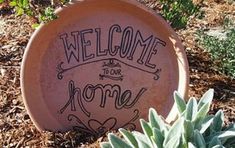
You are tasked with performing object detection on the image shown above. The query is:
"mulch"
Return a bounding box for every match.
[0,0,234,147]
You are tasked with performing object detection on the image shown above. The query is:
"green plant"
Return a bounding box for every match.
[38,6,58,23]
[0,0,69,27]
[101,89,235,148]
[159,0,199,29]
[9,0,31,15]
[198,29,235,78]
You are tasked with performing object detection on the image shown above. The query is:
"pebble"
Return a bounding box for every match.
[0,68,6,77]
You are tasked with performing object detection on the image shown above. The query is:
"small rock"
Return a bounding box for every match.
[1,44,12,49]
[12,99,18,105]
[0,68,6,77]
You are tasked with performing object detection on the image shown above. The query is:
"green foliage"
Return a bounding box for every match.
[159,0,199,29]
[101,89,235,148]
[198,29,235,78]
[9,0,31,16]
[39,7,58,23]
[1,0,69,26]
[2,0,198,29]
[60,0,70,5]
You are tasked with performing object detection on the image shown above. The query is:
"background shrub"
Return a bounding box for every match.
[1,0,198,29]
[159,0,198,29]
[198,29,235,78]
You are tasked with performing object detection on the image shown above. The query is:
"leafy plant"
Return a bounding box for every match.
[198,29,235,78]
[38,6,58,23]
[9,0,32,16]
[101,89,235,148]
[159,0,199,29]
[0,0,69,27]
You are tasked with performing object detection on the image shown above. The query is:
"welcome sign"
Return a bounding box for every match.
[21,0,189,135]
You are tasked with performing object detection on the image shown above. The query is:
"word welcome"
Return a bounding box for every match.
[60,24,166,70]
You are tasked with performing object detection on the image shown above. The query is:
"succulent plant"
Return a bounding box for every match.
[100,89,235,148]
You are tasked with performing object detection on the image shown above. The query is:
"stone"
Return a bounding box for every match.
[21,0,189,135]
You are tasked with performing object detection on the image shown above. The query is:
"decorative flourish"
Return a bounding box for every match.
[153,69,161,80]
[68,114,117,136]
[68,114,93,134]
[99,74,124,81]
[56,58,161,81]
[122,109,140,131]
[56,62,65,80]
[88,117,117,135]
[100,59,124,81]
[103,59,121,68]
[66,110,140,136]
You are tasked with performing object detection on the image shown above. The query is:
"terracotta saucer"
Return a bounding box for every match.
[21,0,189,133]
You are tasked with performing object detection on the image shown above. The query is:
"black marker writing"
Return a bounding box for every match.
[59,80,147,115]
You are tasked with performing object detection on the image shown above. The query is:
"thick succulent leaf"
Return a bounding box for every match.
[184,119,194,142]
[132,131,152,148]
[163,118,183,146]
[148,108,167,134]
[193,103,211,129]
[100,142,113,148]
[119,128,138,148]
[152,128,164,148]
[178,135,187,148]
[140,119,153,144]
[188,142,197,148]
[211,110,224,133]
[108,133,132,148]
[194,130,206,148]
[164,122,171,131]
[199,115,214,134]
[151,136,159,148]
[164,135,180,148]
[209,137,222,148]
[211,145,225,148]
[149,108,160,129]
[223,137,235,147]
[185,97,198,121]
[218,131,235,144]
[174,91,186,114]
[205,130,235,144]
[198,89,214,110]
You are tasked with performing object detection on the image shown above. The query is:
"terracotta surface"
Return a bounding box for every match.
[20,0,189,134]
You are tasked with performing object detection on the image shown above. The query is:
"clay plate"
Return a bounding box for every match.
[21,0,189,134]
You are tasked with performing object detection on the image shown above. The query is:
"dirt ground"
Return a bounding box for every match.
[0,0,235,147]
